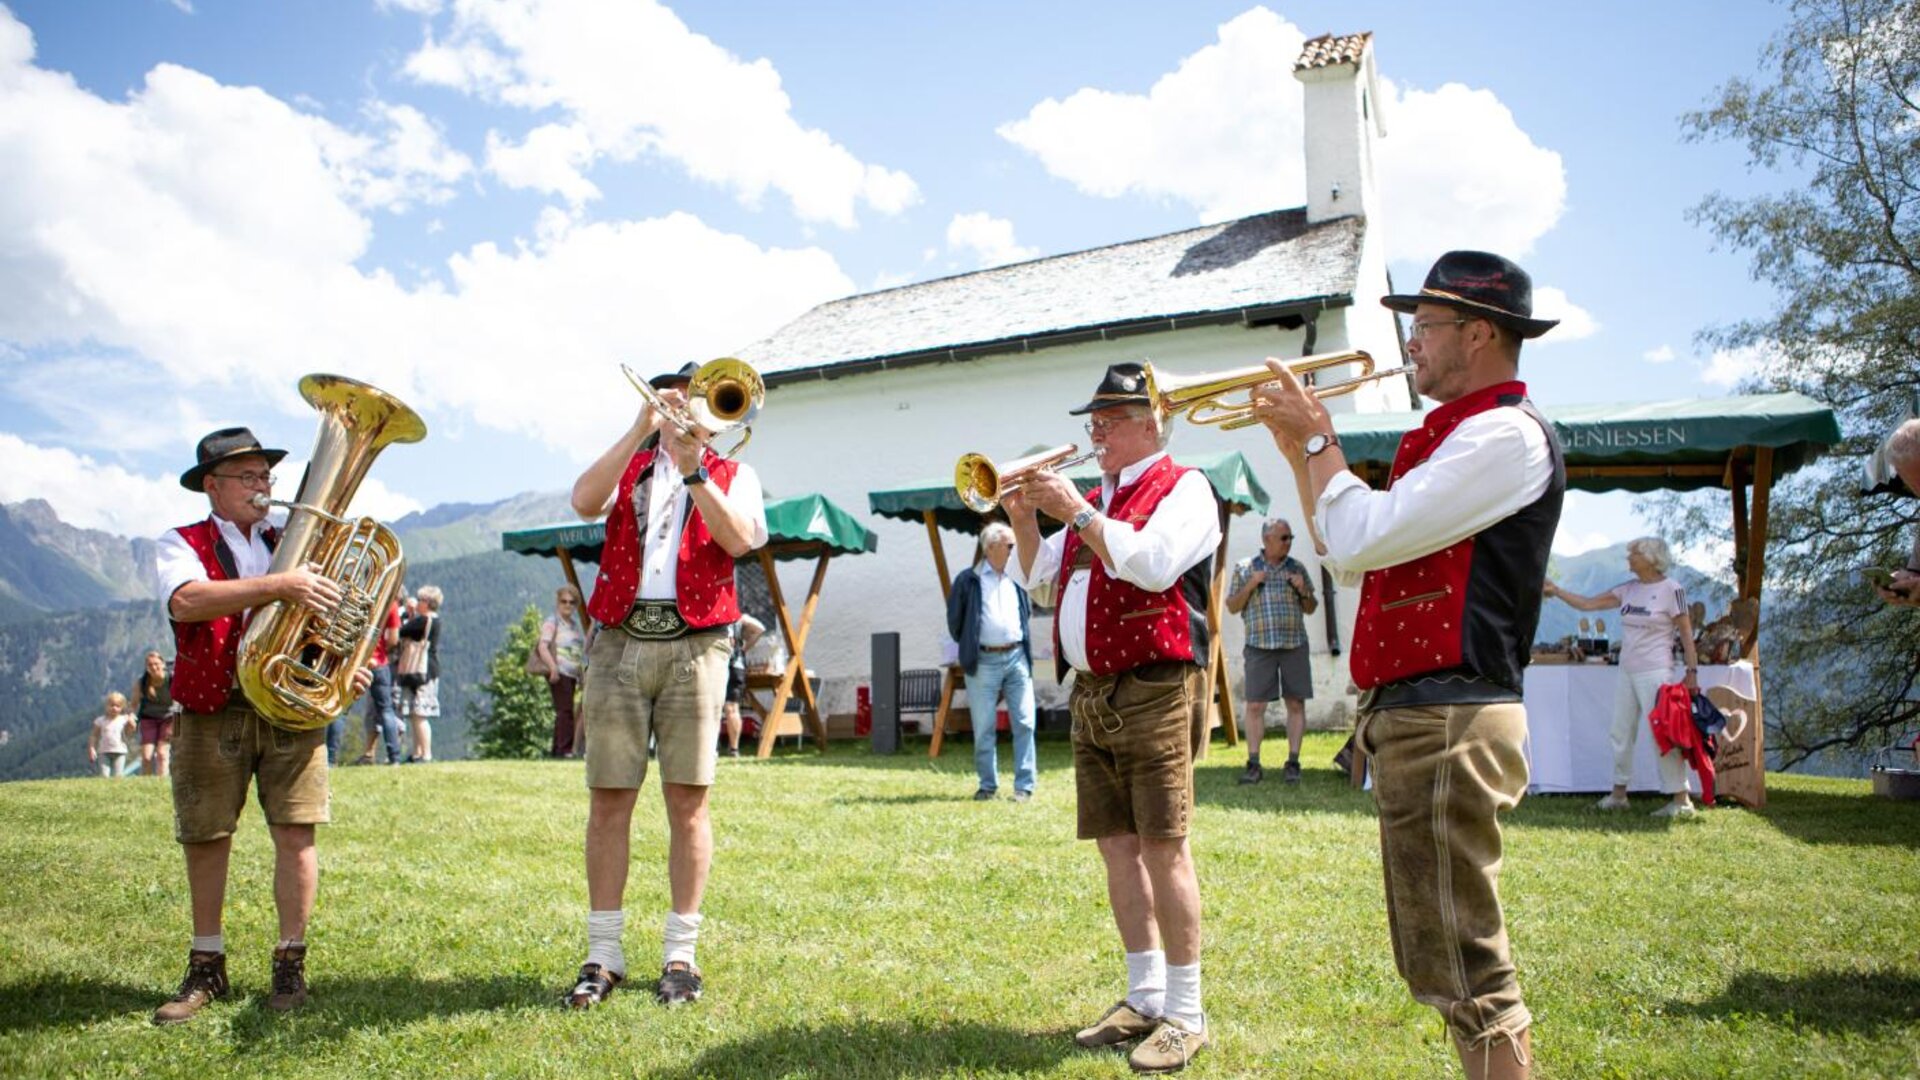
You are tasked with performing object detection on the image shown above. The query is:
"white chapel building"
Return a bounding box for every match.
[733,32,1413,726]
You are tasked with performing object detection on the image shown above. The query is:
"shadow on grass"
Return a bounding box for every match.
[0,978,157,1032]
[833,792,980,806]
[1191,760,1378,817]
[653,1019,1075,1079]
[1663,968,1920,1033]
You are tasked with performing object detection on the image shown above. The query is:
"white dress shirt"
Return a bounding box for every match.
[154,513,276,609]
[636,454,770,601]
[975,563,1026,647]
[1315,406,1552,586]
[1013,451,1221,673]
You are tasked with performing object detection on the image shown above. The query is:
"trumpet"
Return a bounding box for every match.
[955,444,1097,513]
[620,357,764,458]
[1143,350,1409,430]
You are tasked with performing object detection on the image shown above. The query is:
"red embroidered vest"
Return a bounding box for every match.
[167,518,279,714]
[1348,381,1563,691]
[586,447,742,630]
[1055,455,1212,678]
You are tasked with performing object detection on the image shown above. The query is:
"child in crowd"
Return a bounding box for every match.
[88,692,136,779]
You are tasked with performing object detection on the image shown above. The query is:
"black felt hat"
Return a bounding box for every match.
[178,427,288,491]
[648,362,698,389]
[1380,250,1559,339]
[1068,362,1153,416]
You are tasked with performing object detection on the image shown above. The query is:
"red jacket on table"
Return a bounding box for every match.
[586,446,742,631]
[166,518,279,715]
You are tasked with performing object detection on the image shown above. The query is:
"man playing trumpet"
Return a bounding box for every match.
[567,361,768,1009]
[1004,362,1221,1073]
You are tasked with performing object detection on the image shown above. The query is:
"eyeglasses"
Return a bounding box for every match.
[1274,534,1294,541]
[210,471,275,487]
[1408,317,1473,340]
[557,598,577,605]
[1084,414,1144,436]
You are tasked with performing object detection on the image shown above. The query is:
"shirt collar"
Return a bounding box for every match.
[210,512,266,546]
[1105,450,1168,493]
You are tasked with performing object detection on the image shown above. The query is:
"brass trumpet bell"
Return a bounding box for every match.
[1143,350,1403,429]
[621,356,765,457]
[954,444,1096,514]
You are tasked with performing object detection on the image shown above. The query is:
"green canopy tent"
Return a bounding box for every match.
[868,450,1270,757]
[502,493,879,757]
[1332,391,1841,807]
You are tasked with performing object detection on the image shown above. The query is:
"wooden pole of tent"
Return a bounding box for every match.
[752,547,830,758]
[1202,500,1237,757]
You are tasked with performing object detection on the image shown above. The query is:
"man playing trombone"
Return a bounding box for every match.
[1004,362,1220,1074]
[567,360,768,1010]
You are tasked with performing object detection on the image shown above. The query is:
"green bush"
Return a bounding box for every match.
[465,604,553,759]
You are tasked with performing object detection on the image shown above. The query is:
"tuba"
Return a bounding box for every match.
[619,357,764,458]
[236,375,427,731]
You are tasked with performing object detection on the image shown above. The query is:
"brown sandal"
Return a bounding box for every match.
[565,962,623,1009]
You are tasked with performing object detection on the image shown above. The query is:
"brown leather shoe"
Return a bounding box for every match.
[1128,1019,1208,1074]
[266,944,309,1011]
[1074,1000,1161,1048]
[152,950,228,1025]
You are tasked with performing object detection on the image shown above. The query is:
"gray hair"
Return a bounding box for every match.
[1125,404,1171,450]
[415,585,444,611]
[980,522,1015,547]
[1890,418,1920,466]
[1627,536,1675,576]
[1262,517,1293,539]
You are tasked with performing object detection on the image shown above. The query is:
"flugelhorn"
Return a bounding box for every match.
[1142,350,1407,429]
[955,444,1097,514]
[620,357,764,458]
[236,375,426,731]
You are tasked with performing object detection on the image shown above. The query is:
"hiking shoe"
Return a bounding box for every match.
[1651,802,1697,818]
[1129,1019,1208,1073]
[656,962,703,1006]
[1238,763,1263,785]
[1011,789,1033,803]
[1594,793,1630,811]
[1074,1000,1161,1048]
[972,789,997,801]
[266,944,309,1012]
[152,950,228,1025]
[565,962,623,1009]
[1282,760,1301,784]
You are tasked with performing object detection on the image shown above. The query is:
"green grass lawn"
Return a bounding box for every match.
[2,734,1916,1079]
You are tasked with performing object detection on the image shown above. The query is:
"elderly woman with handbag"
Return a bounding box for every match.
[394,585,443,763]
[534,585,588,757]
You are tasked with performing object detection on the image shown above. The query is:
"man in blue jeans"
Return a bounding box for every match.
[946,521,1037,801]
[352,599,405,765]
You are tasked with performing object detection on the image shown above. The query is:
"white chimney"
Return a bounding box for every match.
[1294,32,1385,225]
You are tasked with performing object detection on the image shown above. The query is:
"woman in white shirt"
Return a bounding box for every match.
[1545,536,1701,817]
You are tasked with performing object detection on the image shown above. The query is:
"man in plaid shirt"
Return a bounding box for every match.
[1226,518,1317,783]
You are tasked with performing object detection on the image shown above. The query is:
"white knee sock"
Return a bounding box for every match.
[1125,949,1166,1017]
[1164,961,1203,1030]
[586,910,626,977]
[663,910,703,969]
[190,934,223,955]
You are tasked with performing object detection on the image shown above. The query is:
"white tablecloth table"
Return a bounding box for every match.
[1522,662,1755,794]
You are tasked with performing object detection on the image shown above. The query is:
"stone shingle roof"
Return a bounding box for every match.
[739,208,1365,383]
[1294,32,1373,71]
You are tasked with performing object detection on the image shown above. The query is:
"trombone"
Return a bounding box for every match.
[954,444,1096,514]
[620,357,765,458]
[1142,350,1409,430]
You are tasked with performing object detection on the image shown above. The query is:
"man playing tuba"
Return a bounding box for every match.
[566,361,768,1009]
[150,427,371,1024]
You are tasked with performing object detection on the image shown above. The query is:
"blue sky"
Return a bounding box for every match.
[0,0,1793,555]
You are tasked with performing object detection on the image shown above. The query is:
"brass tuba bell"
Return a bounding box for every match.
[236,375,427,731]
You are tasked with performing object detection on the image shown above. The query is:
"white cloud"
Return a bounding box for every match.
[165,0,195,14]
[376,0,444,13]
[1643,344,1676,364]
[0,6,856,533]
[1701,343,1775,387]
[996,6,1565,260]
[0,433,203,537]
[945,212,1039,269]
[1527,285,1598,346]
[398,0,918,226]
[485,121,600,205]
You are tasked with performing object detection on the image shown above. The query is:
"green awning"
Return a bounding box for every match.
[501,493,878,564]
[1332,392,1841,493]
[869,450,1270,535]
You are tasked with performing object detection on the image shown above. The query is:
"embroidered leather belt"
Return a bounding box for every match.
[1358,668,1519,713]
[980,642,1020,653]
[618,601,691,641]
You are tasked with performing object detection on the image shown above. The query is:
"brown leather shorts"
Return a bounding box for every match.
[1068,662,1206,840]
[170,703,330,844]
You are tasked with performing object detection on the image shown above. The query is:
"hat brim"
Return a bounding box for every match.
[1067,394,1152,416]
[1380,293,1559,340]
[647,375,693,389]
[179,447,288,491]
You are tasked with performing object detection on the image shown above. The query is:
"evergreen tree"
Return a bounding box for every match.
[1678,0,1920,764]
[466,604,554,759]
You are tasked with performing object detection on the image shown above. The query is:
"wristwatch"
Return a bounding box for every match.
[682,465,710,486]
[1069,505,1099,532]
[1304,431,1341,457]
